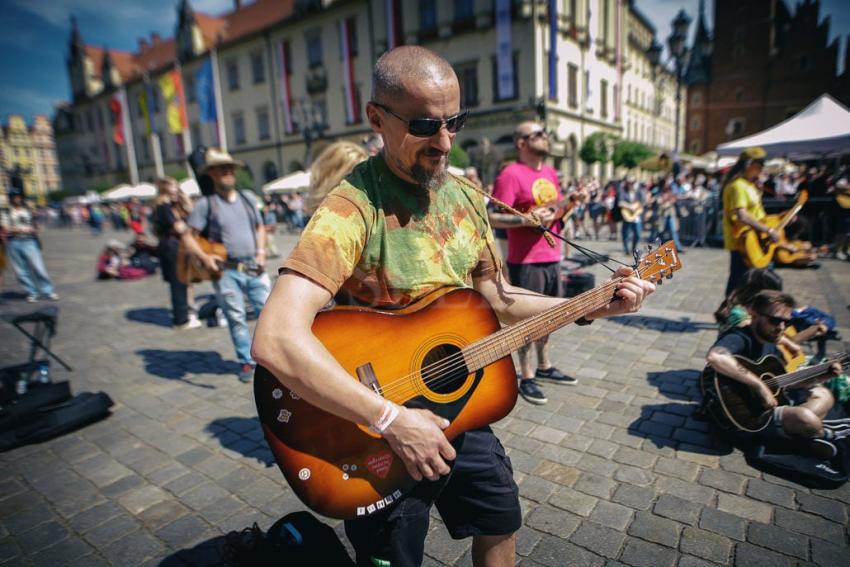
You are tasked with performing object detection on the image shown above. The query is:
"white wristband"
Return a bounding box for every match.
[368,401,400,435]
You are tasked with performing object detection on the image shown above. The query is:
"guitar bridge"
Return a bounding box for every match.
[356,362,382,396]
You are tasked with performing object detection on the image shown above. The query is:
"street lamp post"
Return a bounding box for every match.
[666,9,691,153]
[294,98,327,168]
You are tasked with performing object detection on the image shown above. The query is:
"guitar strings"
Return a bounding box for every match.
[761,353,849,390]
[375,276,629,401]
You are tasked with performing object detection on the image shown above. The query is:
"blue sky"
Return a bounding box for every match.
[1,0,848,124]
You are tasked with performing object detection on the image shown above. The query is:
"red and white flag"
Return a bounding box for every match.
[340,18,360,124]
[278,40,295,135]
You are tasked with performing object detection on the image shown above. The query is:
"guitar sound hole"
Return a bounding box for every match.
[421,344,469,395]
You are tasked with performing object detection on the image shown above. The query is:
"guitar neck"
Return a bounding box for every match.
[767,353,849,390]
[775,201,805,232]
[462,279,619,371]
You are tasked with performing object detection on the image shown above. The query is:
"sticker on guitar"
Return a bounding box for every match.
[365,450,393,479]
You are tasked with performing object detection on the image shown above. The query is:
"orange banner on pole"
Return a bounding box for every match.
[159,69,188,134]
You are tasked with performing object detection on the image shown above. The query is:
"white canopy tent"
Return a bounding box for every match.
[179,178,201,197]
[262,170,311,194]
[101,184,133,202]
[717,94,850,157]
[102,183,157,201]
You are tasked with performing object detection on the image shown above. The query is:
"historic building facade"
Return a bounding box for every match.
[56,0,684,193]
[685,0,850,156]
[1,115,61,202]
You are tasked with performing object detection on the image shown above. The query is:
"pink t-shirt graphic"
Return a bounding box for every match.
[492,161,563,264]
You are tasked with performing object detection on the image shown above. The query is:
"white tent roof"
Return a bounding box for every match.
[717,94,850,157]
[179,178,200,197]
[262,170,311,194]
[101,184,133,201]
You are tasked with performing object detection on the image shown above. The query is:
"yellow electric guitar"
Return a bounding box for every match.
[734,191,808,268]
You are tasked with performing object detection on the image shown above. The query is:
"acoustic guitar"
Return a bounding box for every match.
[734,191,808,268]
[700,352,848,433]
[837,193,850,209]
[619,202,644,223]
[255,242,682,519]
[775,239,814,266]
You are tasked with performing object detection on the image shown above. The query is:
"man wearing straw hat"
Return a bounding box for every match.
[183,147,270,383]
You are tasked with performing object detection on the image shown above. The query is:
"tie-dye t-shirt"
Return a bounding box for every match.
[282,154,499,308]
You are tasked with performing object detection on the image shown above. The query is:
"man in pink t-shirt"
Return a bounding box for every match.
[490,121,579,405]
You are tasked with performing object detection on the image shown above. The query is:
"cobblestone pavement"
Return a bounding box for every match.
[1,227,849,566]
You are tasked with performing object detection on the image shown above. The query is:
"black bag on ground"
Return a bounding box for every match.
[265,511,354,566]
[0,392,114,451]
[0,381,72,432]
[563,271,595,298]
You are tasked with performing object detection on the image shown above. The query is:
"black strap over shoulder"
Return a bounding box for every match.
[201,192,258,250]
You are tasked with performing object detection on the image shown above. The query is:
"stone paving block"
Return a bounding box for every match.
[71,453,135,488]
[677,556,720,567]
[233,477,285,508]
[612,446,657,469]
[653,476,715,505]
[626,511,681,548]
[698,468,747,495]
[576,454,618,478]
[504,435,544,455]
[795,492,848,524]
[733,542,792,567]
[16,521,69,555]
[652,494,701,526]
[163,471,211,496]
[535,445,581,467]
[613,465,655,487]
[746,522,809,560]
[0,537,21,564]
[570,521,626,558]
[717,493,774,523]
[586,439,619,459]
[528,534,605,567]
[118,484,171,515]
[100,473,147,499]
[526,505,581,538]
[578,421,615,440]
[810,540,850,567]
[549,486,598,517]
[574,473,618,499]
[609,429,643,449]
[102,530,166,567]
[611,484,657,512]
[588,501,634,531]
[699,508,747,541]
[68,501,125,534]
[518,476,559,503]
[83,513,141,548]
[560,435,593,452]
[136,499,191,532]
[29,535,94,567]
[745,479,796,509]
[652,457,700,481]
[155,515,216,548]
[2,503,56,535]
[515,525,542,557]
[533,460,579,487]
[619,538,677,567]
[680,527,733,564]
[529,425,567,445]
[505,450,540,474]
[197,496,247,525]
[773,508,846,545]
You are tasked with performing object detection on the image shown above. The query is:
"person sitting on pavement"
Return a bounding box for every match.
[181,148,271,383]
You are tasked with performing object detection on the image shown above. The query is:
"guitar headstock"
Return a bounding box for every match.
[635,241,683,285]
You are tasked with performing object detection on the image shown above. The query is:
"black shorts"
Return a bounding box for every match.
[344,427,521,567]
[507,261,562,298]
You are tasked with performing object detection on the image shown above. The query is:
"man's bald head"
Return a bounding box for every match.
[372,46,458,104]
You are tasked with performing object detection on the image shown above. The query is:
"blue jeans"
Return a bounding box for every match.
[655,215,682,251]
[622,220,642,256]
[213,268,271,365]
[7,238,55,297]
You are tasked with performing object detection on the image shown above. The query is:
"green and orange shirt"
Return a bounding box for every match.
[283,154,499,308]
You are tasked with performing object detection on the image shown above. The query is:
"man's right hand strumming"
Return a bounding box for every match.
[382,407,456,482]
[752,382,777,410]
[202,254,220,273]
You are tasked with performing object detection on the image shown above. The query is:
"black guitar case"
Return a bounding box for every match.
[0,392,114,452]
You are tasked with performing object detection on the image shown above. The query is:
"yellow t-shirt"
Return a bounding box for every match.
[722,177,766,251]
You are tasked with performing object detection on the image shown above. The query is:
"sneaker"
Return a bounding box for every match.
[238,363,255,384]
[45,293,59,301]
[174,316,202,330]
[519,379,548,405]
[216,308,228,327]
[535,366,578,385]
[26,295,38,303]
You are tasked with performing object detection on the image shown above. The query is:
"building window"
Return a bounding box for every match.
[567,64,578,109]
[454,0,474,27]
[691,92,702,106]
[185,74,196,103]
[307,30,324,69]
[727,117,745,138]
[227,59,240,91]
[233,112,246,145]
[251,51,266,84]
[420,0,437,35]
[256,106,270,140]
[600,79,608,118]
[583,70,591,112]
[690,116,701,130]
[491,52,519,102]
[455,61,479,108]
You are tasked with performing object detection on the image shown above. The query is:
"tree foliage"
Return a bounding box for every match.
[449,144,470,169]
[579,132,610,165]
[611,141,653,169]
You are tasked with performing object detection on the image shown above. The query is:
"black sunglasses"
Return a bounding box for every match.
[757,311,792,326]
[521,130,548,140]
[371,102,468,137]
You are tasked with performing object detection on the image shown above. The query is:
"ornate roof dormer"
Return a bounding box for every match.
[176,0,205,62]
